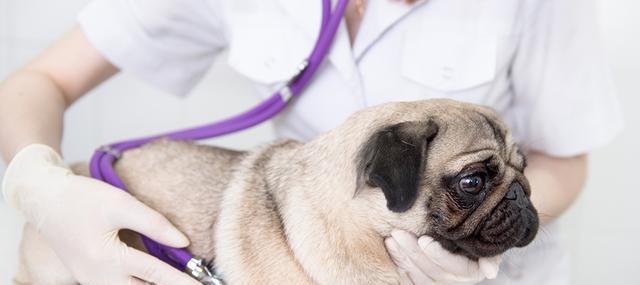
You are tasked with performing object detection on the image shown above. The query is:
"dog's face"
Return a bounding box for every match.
[354,100,538,258]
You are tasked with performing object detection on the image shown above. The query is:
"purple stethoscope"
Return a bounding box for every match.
[89,0,349,284]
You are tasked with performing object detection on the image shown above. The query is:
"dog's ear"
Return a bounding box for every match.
[357,120,439,213]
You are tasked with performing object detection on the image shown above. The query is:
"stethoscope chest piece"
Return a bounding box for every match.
[187,258,225,285]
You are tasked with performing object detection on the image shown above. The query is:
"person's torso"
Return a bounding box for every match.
[219,0,524,142]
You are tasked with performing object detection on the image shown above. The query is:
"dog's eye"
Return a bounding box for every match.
[458,175,485,194]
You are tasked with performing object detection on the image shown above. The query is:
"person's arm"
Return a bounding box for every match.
[0,26,117,160]
[1,26,200,285]
[526,152,587,225]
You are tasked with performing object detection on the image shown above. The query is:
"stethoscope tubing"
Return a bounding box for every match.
[89,0,349,273]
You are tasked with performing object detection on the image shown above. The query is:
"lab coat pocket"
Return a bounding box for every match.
[401,22,497,93]
[227,14,311,85]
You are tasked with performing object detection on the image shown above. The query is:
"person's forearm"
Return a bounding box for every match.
[0,26,118,163]
[0,70,68,162]
[525,152,588,225]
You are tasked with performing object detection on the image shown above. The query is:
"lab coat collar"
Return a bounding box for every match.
[276,0,426,80]
[353,0,429,60]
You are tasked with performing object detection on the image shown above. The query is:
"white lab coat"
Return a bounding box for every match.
[77,0,623,283]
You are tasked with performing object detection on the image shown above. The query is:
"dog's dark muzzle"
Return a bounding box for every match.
[438,182,539,259]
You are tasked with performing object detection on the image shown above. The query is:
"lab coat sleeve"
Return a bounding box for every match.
[506,0,624,157]
[77,0,227,96]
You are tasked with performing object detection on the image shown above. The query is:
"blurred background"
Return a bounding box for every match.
[1,0,638,284]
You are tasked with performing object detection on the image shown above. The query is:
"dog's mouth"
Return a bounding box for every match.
[430,202,539,260]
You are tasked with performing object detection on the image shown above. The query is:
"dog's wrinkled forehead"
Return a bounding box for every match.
[384,101,515,162]
[429,109,516,167]
[356,100,508,139]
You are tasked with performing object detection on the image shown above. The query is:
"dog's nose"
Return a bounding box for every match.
[505,182,521,200]
[505,182,531,209]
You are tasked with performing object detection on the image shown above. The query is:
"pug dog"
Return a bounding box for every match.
[14,99,538,285]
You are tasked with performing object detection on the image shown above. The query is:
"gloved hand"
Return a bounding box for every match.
[385,230,502,285]
[2,144,200,285]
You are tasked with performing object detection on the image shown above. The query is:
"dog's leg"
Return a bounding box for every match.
[15,224,77,285]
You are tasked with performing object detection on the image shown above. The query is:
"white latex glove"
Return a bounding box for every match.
[385,230,502,285]
[2,144,200,285]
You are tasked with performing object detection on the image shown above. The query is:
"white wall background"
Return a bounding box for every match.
[0,0,638,284]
